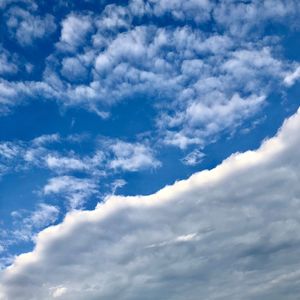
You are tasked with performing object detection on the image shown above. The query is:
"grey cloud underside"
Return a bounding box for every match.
[1,109,300,299]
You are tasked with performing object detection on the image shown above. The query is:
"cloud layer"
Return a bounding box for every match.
[1,108,300,299]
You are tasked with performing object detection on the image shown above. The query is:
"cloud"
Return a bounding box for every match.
[56,13,94,53]
[0,79,54,114]
[162,93,266,149]
[284,65,300,86]
[0,47,18,75]
[51,286,67,298]
[108,141,161,171]
[181,149,205,166]
[96,4,132,32]
[213,0,300,37]
[6,8,56,46]
[43,176,99,209]
[129,0,213,23]
[0,142,20,160]
[0,0,36,10]
[44,151,104,175]
[1,108,300,299]
[11,204,59,242]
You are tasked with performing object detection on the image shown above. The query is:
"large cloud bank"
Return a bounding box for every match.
[1,109,300,299]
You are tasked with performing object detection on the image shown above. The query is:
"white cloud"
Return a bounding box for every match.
[11,204,59,242]
[32,134,61,146]
[96,4,132,32]
[57,14,93,52]
[181,150,205,166]
[0,134,161,182]
[1,108,300,299]
[43,176,98,209]
[129,0,213,23]
[110,179,127,194]
[51,286,67,298]
[0,79,55,114]
[60,57,89,82]
[45,155,91,173]
[0,142,20,160]
[213,0,300,37]
[163,93,266,149]
[0,47,18,75]
[0,0,36,10]
[284,65,300,86]
[6,8,56,46]
[109,141,161,171]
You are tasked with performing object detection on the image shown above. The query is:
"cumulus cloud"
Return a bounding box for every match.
[56,13,93,53]
[1,108,300,299]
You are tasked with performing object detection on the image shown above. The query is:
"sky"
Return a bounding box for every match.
[1,0,300,299]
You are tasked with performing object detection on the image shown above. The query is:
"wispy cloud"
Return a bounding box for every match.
[43,176,98,209]
[11,203,59,242]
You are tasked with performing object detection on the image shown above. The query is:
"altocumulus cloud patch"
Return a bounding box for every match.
[1,109,300,300]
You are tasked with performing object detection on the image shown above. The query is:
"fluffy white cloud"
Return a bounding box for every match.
[109,141,161,171]
[56,14,93,52]
[1,108,300,299]
[44,151,104,175]
[162,94,266,149]
[6,8,56,46]
[60,56,89,82]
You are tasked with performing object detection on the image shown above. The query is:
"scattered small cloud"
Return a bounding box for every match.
[181,150,205,166]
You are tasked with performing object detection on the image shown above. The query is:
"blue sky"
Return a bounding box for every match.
[1,0,300,299]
